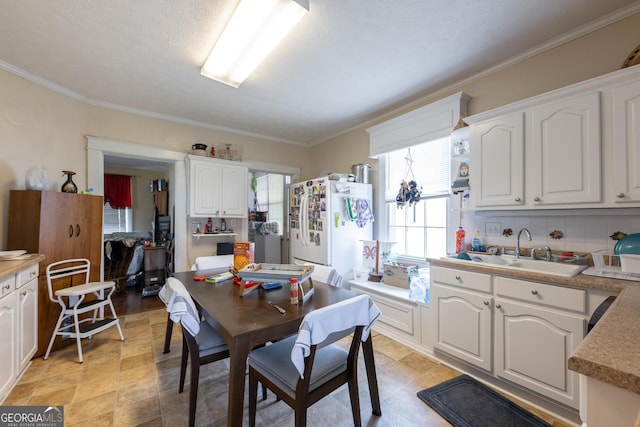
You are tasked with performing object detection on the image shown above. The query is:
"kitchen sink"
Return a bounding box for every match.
[443,254,588,277]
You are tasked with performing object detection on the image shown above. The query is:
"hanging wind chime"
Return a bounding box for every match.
[395,148,422,209]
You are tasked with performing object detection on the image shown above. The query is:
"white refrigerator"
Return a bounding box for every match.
[289,177,373,281]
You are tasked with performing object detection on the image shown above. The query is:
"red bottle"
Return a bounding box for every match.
[455,226,466,253]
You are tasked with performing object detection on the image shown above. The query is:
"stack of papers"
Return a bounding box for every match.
[205,271,234,283]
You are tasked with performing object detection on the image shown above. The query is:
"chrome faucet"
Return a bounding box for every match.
[531,246,552,261]
[515,228,532,259]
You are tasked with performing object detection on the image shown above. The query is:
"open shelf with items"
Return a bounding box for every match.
[192,233,237,241]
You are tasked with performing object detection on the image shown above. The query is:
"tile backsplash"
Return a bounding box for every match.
[461,211,640,255]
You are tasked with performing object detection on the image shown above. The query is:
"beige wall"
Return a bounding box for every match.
[313,13,640,175]
[0,70,311,248]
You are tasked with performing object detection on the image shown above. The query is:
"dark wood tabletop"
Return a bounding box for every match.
[172,269,381,426]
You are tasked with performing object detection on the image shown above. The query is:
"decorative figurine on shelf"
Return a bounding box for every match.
[61,170,78,193]
[451,162,470,194]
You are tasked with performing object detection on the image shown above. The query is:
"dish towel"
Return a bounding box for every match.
[355,198,374,228]
[165,277,201,336]
[291,294,381,378]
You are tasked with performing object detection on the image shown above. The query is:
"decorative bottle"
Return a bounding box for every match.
[61,170,78,193]
[221,218,227,232]
[290,278,299,305]
[455,226,466,254]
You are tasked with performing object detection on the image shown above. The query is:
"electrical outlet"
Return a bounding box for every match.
[486,222,501,236]
[230,219,237,228]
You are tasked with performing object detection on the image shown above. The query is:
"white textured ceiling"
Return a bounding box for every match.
[1,1,639,146]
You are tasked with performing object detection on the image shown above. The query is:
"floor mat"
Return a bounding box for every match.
[417,374,552,427]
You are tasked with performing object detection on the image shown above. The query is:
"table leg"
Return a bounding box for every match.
[227,338,252,426]
[362,335,382,416]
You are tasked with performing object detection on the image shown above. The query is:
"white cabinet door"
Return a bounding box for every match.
[221,164,248,217]
[529,92,601,205]
[190,159,223,217]
[18,279,38,374]
[612,80,640,203]
[471,112,525,208]
[432,283,493,372]
[0,292,17,402]
[495,299,584,409]
[189,157,248,218]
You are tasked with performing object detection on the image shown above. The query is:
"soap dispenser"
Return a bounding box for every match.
[472,229,484,252]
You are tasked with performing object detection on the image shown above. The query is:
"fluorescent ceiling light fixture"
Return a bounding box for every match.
[201,0,309,88]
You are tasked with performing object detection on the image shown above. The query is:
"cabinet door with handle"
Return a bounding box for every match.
[471,112,525,208]
[494,299,584,408]
[612,80,640,203]
[432,283,493,372]
[529,91,601,205]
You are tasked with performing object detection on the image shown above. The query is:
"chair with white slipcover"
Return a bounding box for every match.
[308,264,342,287]
[247,294,381,427]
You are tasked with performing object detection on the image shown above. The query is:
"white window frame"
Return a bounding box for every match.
[377,144,451,266]
[368,92,470,265]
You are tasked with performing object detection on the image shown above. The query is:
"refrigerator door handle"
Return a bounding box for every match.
[300,191,309,246]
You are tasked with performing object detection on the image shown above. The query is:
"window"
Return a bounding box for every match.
[103,202,132,234]
[103,173,133,234]
[254,173,285,235]
[384,136,451,261]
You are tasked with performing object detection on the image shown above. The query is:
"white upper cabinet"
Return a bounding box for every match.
[188,155,248,218]
[529,92,601,206]
[467,64,640,210]
[471,112,524,207]
[612,79,640,203]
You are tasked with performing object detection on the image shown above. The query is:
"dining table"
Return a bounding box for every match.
[172,269,382,427]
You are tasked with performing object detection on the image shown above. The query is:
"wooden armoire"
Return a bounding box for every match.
[7,190,104,357]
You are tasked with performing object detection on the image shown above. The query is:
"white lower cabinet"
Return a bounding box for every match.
[495,299,584,408]
[431,266,596,410]
[0,290,18,402]
[0,263,39,404]
[432,284,493,371]
[348,281,431,352]
[18,277,38,374]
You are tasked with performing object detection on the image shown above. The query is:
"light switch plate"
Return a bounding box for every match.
[486,222,501,236]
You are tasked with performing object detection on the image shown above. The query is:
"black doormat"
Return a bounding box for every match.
[417,375,552,427]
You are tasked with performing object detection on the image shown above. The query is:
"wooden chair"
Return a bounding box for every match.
[163,277,229,427]
[247,294,380,427]
[44,258,124,363]
[161,278,267,427]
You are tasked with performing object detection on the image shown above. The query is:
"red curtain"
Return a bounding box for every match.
[104,174,132,209]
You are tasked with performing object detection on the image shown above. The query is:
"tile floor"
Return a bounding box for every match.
[4,309,573,426]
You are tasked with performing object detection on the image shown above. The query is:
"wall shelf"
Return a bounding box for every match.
[192,233,237,241]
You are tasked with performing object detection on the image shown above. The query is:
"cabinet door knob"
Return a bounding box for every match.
[455,275,461,280]
[3,285,10,290]
[495,303,502,309]
[68,225,74,238]
[483,301,489,306]
[76,224,81,237]
[534,196,541,202]
[514,197,521,202]
[531,290,538,295]
[616,192,625,198]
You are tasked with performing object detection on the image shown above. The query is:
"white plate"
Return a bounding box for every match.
[0,250,27,259]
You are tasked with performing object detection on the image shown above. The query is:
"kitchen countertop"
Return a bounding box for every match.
[0,254,45,277]
[428,256,640,395]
